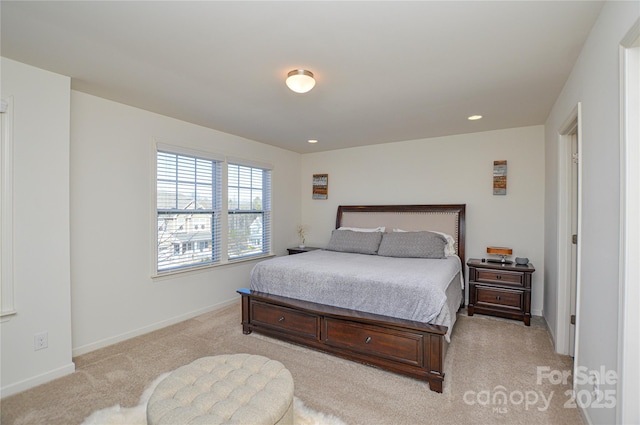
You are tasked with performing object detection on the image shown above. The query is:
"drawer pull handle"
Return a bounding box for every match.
[365,336,372,344]
[496,296,501,301]
[278,316,285,322]
[496,275,502,280]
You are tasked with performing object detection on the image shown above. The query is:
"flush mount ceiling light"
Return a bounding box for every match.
[286,69,315,93]
[468,115,483,121]
[307,139,318,144]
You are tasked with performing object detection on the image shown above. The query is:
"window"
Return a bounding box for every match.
[155,146,272,275]
[156,150,221,272]
[227,163,271,260]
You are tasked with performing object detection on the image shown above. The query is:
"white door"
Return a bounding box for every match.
[569,131,578,357]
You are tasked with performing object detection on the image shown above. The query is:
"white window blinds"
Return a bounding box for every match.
[227,163,271,260]
[156,150,222,272]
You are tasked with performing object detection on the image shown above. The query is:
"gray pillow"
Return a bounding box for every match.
[325,229,383,255]
[377,231,447,258]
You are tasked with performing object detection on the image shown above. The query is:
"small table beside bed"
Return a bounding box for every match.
[237,204,466,393]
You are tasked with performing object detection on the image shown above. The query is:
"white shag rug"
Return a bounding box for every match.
[82,372,346,425]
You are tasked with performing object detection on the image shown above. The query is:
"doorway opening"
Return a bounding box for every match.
[556,103,582,360]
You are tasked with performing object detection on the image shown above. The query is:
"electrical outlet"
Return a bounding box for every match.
[34,332,48,351]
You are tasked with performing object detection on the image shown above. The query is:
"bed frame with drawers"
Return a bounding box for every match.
[238,204,466,393]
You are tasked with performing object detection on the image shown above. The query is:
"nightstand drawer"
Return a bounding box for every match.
[476,287,523,310]
[476,269,524,287]
[467,258,534,325]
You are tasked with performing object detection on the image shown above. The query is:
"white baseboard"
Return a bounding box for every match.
[72,299,238,357]
[1,362,76,398]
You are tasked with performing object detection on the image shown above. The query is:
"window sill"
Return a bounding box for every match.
[152,253,275,281]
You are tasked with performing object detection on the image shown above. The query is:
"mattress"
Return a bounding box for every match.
[250,250,463,341]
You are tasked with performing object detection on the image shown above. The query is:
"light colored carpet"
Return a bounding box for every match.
[1,302,582,425]
[81,371,346,425]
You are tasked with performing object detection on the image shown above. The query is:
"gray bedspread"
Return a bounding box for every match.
[250,250,462,339]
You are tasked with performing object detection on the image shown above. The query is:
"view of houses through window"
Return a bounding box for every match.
[227,163,271,260]
[157,151,220,272]
[156,149,271,273]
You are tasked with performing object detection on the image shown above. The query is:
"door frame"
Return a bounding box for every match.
[556,103,583,358]
[617,20,639,425]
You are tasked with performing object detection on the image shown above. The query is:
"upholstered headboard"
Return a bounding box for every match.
[336,204,466,276]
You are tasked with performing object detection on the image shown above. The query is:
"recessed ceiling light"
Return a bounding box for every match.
[468,115,483,121]
[308,139,318,144]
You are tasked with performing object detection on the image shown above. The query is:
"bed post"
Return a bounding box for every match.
[238,288,252,335]
[425,334,445,393]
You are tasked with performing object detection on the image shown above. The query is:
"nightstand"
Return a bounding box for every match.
[286,246,322,255]
[467,258,535,326]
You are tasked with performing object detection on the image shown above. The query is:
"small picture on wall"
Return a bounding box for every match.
[312,174,328,200]
[493,160,507,195]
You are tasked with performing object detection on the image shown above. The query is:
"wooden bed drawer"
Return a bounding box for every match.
[239,288,448,393]
[251,301,319,338]
[476,286,522,310]
[323,318,423,367]
[476,269,523,287]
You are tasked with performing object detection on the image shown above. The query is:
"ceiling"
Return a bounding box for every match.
[1,1,603,153]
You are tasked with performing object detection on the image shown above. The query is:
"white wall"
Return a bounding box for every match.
[544,2,640,425]
[70,92,301,355]
[300,126,545,313]
[0,58,75,396]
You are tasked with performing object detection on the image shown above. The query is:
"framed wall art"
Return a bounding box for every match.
[312,174,328,200]
[493,160,507,195]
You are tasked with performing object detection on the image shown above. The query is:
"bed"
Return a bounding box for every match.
[237,204,466,393]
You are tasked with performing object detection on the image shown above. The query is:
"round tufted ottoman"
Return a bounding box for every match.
[146,354,294,425]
